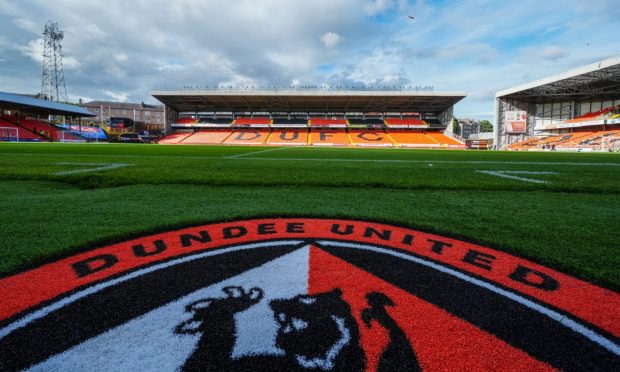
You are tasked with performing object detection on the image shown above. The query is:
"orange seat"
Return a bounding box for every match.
[182,130,232,144]
[384,118,426,125]
[426,132,465,147]
[267,130,308,145]
[176,117,197,124]
[508,130,619,150]
[309,130,351,146]
[389,132,439,147]
[565,105,619,123]
[349,130,394,147]
[158,131,194,144]
[223,130,270,145]
[309,118,347,126]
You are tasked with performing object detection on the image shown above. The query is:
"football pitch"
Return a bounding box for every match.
[1,142,619,289]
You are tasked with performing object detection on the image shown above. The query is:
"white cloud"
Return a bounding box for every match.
[18,37,80,69]
[267,50,315,74]
[320,32,343,48]
[0,0,19,15]
[541,46,565,61]
[63,56,81,70]
[114,53,128,63]
[18,38,43,63]
[83,24,108,41]
[364,0,395,16]
[156,61,185,72]
[1,0,619,116]
[103,90,129,102]
[13,18,39,33]
[103,62,126,78]
[519,45,567,63]
[62,56,82,70]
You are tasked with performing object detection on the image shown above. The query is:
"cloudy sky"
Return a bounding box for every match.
[1,0,619,121]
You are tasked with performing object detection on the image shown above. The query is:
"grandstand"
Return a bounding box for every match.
[16,117,86,142]
[495,54,620,151]
[151,89,467,148]
[0,91,96,142]
[0,118,46,142]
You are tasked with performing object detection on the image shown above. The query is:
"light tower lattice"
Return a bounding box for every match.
[40,21,68,102]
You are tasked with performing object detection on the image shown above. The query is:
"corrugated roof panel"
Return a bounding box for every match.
[495,54,620,98]
[0,92,96,117]
[151,90,467,113]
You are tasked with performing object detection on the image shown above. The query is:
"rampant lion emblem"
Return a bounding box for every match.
[175,286,418,371]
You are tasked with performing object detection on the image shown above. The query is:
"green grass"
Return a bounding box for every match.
[1,143,619,289]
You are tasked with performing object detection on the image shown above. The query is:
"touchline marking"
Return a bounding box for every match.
[228,157,620,167]
[316,240,620,356]
[477,170,559,184]
[225,147,290,159]
[1,152,619,167]
[52,162,132,175]
[0,240,305,340]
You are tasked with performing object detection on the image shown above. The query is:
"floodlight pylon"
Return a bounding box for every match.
[40,21,68,103]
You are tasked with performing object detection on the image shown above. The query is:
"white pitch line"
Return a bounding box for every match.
[230,157,620,167]
[225,146,290,159]
[1,152,619,167]
[476,170,559,184]
[52,162,132,175]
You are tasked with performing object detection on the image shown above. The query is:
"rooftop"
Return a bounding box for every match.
[82,101,163,110]
[496,54,620,102]
[0,92,96,117]
[151,89,467,113]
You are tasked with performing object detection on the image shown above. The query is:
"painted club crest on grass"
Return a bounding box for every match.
[0,218,618,371]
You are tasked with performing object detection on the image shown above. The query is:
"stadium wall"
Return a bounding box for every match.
[493,97,534,149]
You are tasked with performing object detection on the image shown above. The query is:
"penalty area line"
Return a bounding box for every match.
[477,170,559,184]
[52,162,132,175]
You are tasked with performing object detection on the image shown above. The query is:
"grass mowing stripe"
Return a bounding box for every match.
[2,152,619,166]
[2,153,620,194]
[1,144,619,289]
[235,157,620,166]
[1,181,618,289]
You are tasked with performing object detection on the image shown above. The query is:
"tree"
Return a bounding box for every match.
[452,118,459,134]
[479,120,493,132]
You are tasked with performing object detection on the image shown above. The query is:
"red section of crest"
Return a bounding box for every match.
[308,247,554,372]
[0,218,618,342]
